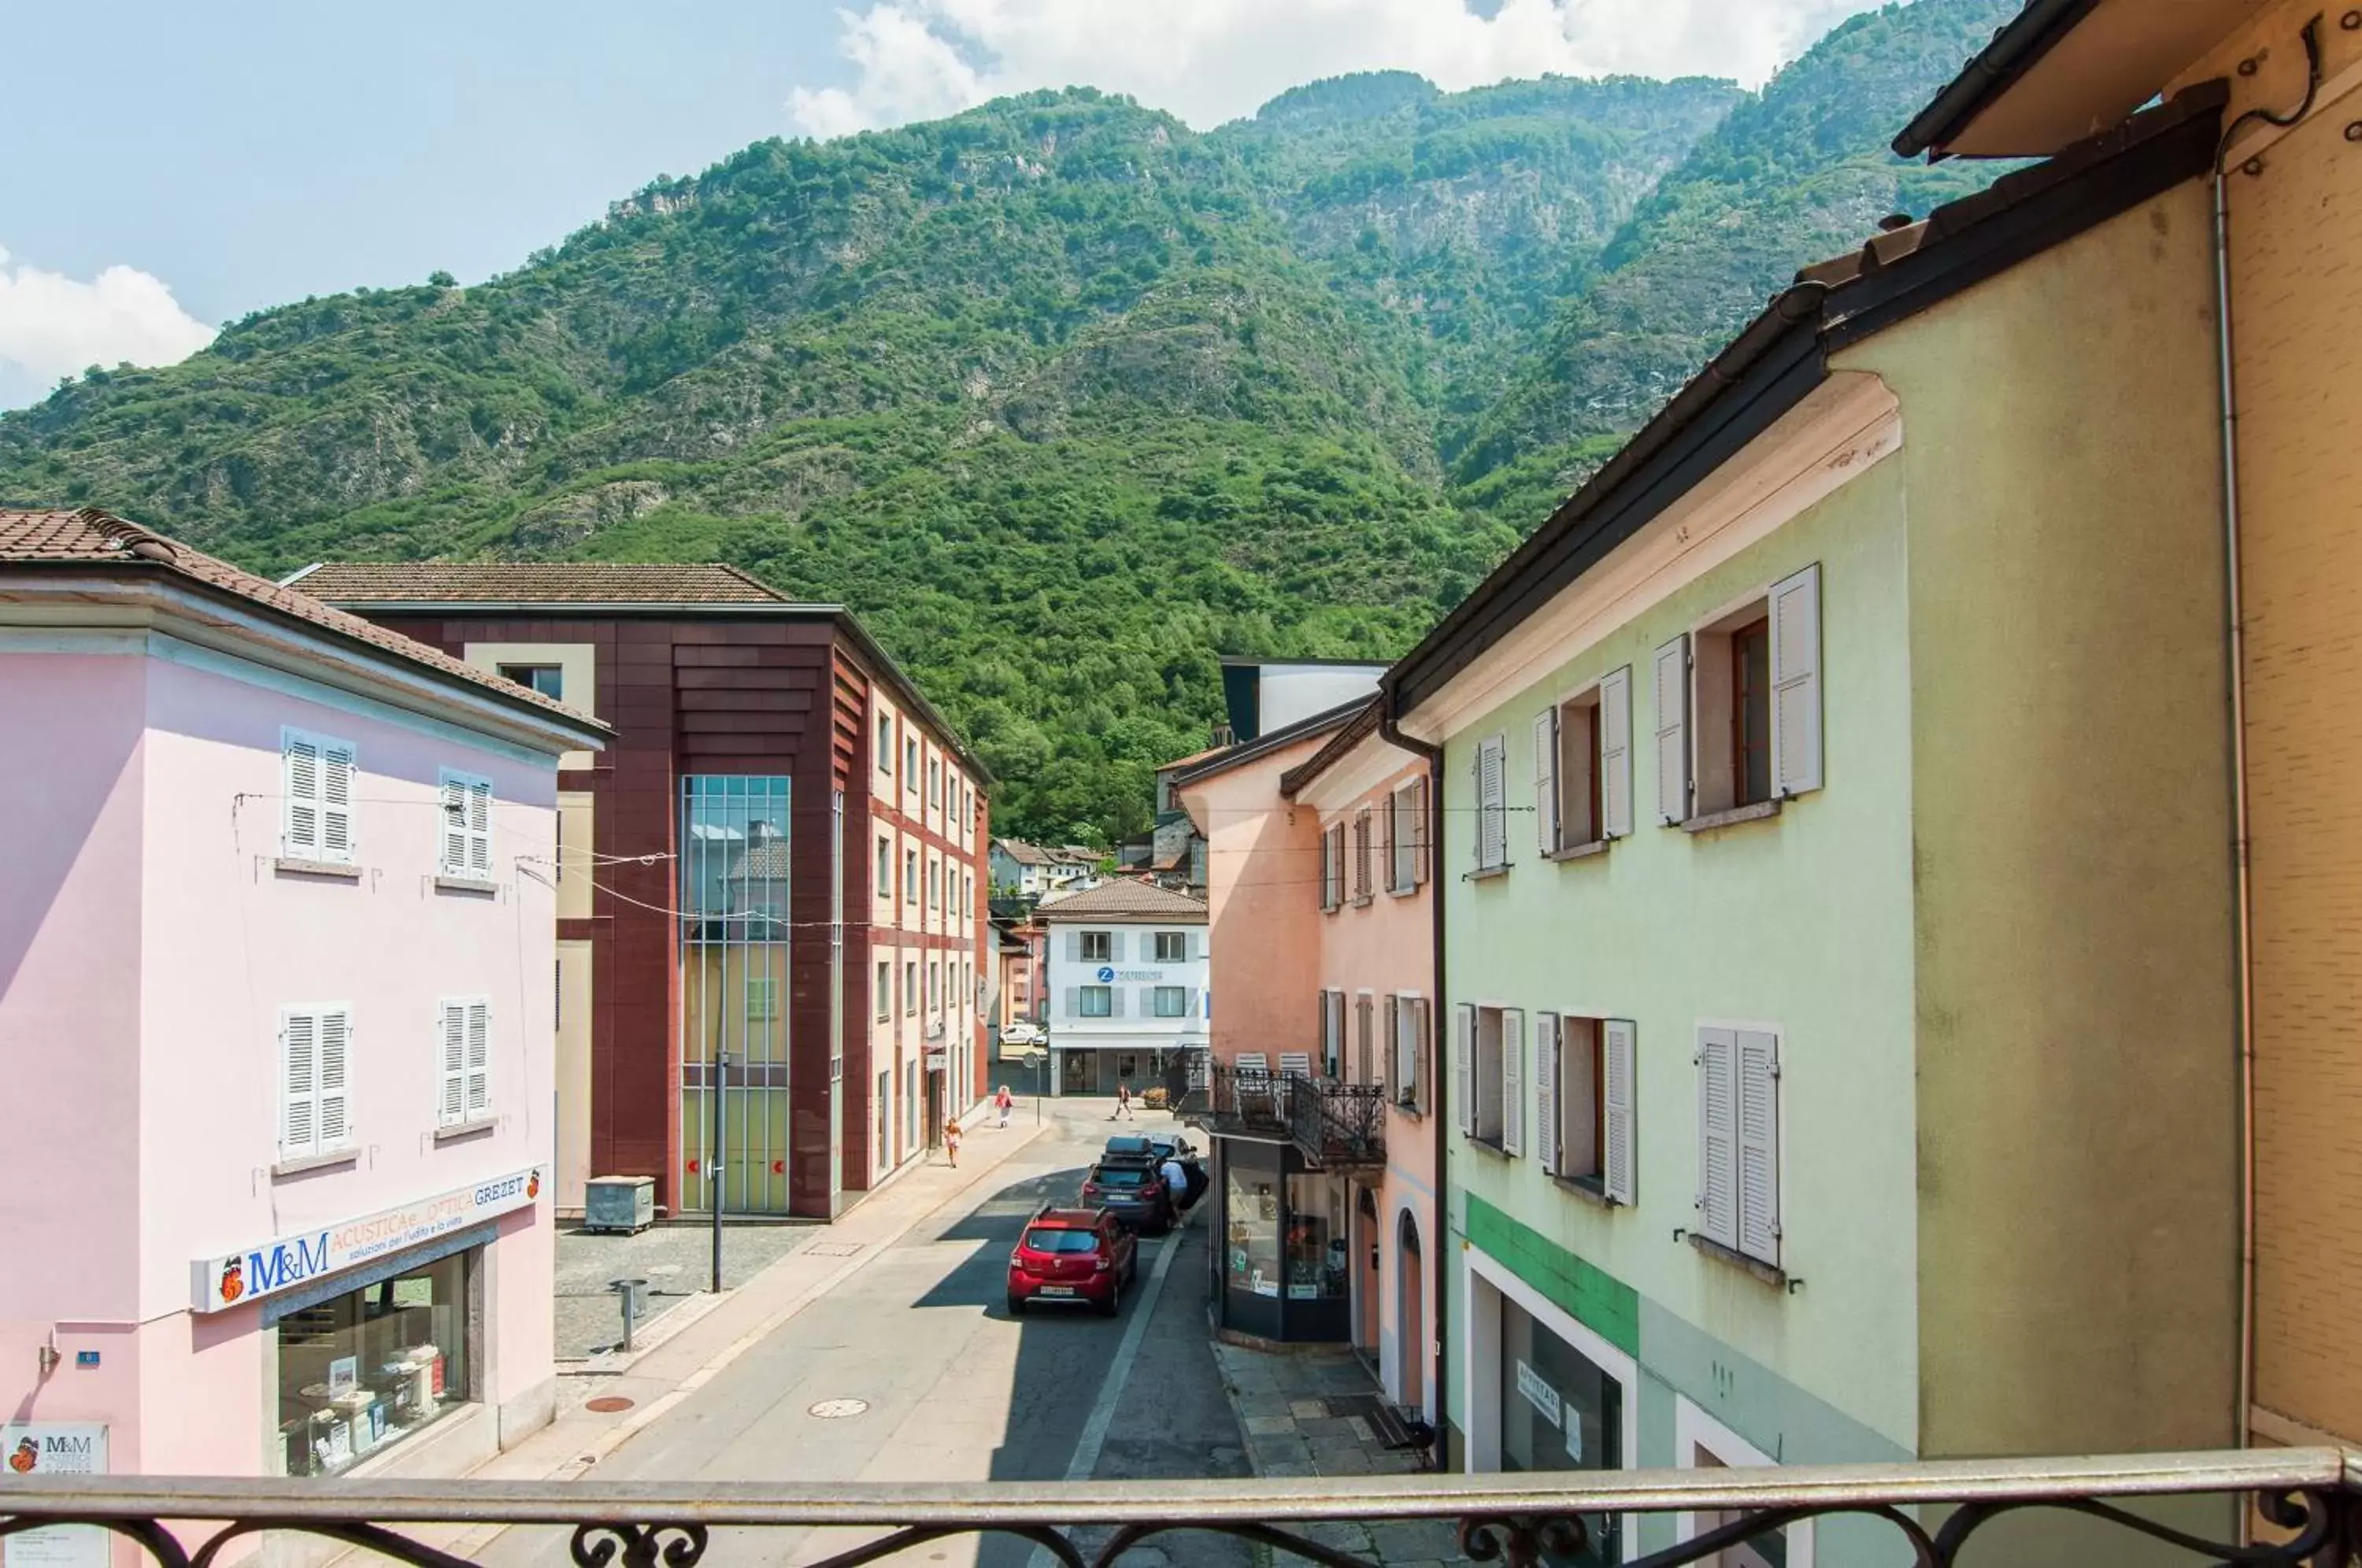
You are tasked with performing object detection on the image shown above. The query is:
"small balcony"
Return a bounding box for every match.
[5,1447,2356,1568]
[1184,1059,1386,1170]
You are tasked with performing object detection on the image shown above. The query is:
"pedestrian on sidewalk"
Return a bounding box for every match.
[994,1084,1013,1128]
[945,1117,961,1168]
[1112,1082,1132,1120]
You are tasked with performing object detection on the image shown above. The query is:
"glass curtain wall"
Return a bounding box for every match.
[680,775,792,1215]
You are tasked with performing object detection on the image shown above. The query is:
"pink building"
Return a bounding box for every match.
[1175,699,1438,1421]
[0,511,606,1493]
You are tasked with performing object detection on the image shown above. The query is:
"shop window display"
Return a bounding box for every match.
[1500,1298,1621,1565]
[1224,1165,1281,1298]
[1283,1173,1349,1301]
[276,1252,470,1476]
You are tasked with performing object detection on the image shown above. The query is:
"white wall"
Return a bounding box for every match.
[1047,922,1210,1049]
[1259,664,1385,734]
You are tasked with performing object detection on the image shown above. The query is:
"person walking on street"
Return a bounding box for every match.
[994,1084,1013,1129]
[1113,1082,1132,1121]
[945,1117,962,1168]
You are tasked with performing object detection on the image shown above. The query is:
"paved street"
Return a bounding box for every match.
[481,1096,1250,1568]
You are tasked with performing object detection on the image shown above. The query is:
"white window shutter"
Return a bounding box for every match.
[1697,1027,1738,1248]
[317,1007,350,1148]
[468,779,493,876]
[439,775,469,875]
[1476,736,1506,870]
[439,1001,467,1126]
[1532,710,1558,856]
[1770,564,1823,797]
[1599,667,1634,839]
[1603,1019,1637,1205]
[1653,636,1690,826]
[1068,931,1082,963]
[1320,830,1335,910]
[1412,780,1431,885]
[1453,1004,1475,1137]
[1064,986,1080,1015]
[465,1000,491,1115]
[282,1008,319,1157]
[1501,1009,1525,1156]
[1736,1030,1781,1264]
[1109,931,1126,963]
[1110,987,1126,1019]
[283,733,322,859]
[320,742,357,861]
[1535,1013,1560,1176]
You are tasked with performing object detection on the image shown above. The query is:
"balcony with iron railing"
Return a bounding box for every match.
[6,1447,2357,1568]
[1180,1058,1386,1170]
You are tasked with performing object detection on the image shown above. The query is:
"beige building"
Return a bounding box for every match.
[1895,0,2362,1458]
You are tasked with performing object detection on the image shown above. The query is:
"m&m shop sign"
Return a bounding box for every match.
[190,1168,541,1312]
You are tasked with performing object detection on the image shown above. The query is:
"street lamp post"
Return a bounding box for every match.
[711,1047,727,1294]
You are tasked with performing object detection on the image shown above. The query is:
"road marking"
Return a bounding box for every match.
[1062,1210,1194,1481]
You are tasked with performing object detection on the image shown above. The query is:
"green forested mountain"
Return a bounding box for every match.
[0,0,2013,841]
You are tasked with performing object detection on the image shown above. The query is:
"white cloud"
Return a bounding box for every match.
[784,0,1864,139]
[0,244,216,405]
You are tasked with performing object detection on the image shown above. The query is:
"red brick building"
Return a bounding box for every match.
[289,563,990,1219]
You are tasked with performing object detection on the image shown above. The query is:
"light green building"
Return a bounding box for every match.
[1381,90,2243,1562]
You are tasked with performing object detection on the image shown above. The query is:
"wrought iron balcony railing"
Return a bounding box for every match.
[4,1447,2356,1568]
[1180,1058,1387,1169]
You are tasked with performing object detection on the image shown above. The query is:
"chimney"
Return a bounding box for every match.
[1209,721,1235,749]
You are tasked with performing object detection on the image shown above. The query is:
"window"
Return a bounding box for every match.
[1389,781,1427,893]
[928,756,941,808]
[1697,1026,1780,1268]
[876,713,893,775]
[1320,823,1346,912]
[280,1004,352,1161]
[905,849,919,903]
[1391,995,1427,1110]
[1153,930,1187,963]
[905,961,918,1017]
[1535,670,1634,857]
[1473,734,1508,873]
[1351,808,1373,904]
[437,997,491,1126]
[1080,930,1112,963]
[1079,986,1113,1019]
[1662,564,1821,823]
[876,961,891,1022]
[878,1070,892,1165]
[1455,1004,1522,1152]
[1319,989,1346,1079]
[905,734,920,792]
[1354,993,1375,1085]
[276,1250,468,1474]
[498,664,564,700]
[282,729,357,864]
[876,836,891,900]
[436,768,494,881]
[1153,986,1188,1018]
[1537,1015,1635,1204]
[746,976,779,1023]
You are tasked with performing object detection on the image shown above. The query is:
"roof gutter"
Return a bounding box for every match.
[1891,0,2104,160]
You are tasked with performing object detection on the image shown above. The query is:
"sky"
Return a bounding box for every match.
[1,0,1863,411]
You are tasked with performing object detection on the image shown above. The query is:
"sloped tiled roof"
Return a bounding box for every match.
[1038,878,1208,923]
[995,839,1053,866]
[288,560,790,605]
[0,509,608,737]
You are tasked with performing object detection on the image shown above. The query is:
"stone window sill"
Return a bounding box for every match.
[275,856,361,881]
[1466,1133,1511,1158]
[1386,882,1420,899]
[1465,864,1512,883]
[434,875,497,896]
[272,1148,358,1179]
[1394,1099,1424,1121]
[1351,896,1375,909]
[1687,1230,1787,1288]
[1546,838,1611,864]
[1680,799,1782,835]
[433,1115,498,1144]
[1553,1173,1619,1210]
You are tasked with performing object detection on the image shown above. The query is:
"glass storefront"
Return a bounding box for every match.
[1214,1139,1349,1342]
[1500,1298,1622,1565]
[679,775,794,1215]
[276,1251,470,1477]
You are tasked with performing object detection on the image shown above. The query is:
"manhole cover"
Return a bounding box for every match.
[806,1241,864,1258]
[586,1396,635,1414]
[808,1397,869,1419]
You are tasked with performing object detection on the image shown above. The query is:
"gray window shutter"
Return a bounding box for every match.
[1109,931,1127,963]
[1068,930,1082,963]
[1532,709,1558,856]
[1737,1030,1781,1263]
[1654,635,1690,826]
[1384,996,1401,1093]
[1413,779,1431,884]
[1476,736,1506,869]
[1111,987,1126,1019]
[1501,1009,1525,1157]
[1770,564,1823,797]
[1697,1026,1738,1248]
[1453,1004,1475,1137]
[1600,667,1634,839]
[1064,986,1080,1016]
[1603,1019,1638,1205]
[1535,1013,1560,1175]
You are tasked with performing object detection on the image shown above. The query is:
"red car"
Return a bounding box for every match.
[1006,1206,1138,1317]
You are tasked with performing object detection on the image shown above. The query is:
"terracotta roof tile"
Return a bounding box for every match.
[1038,879,1208,922]
[289,561,791,605]
[0,508,608,738]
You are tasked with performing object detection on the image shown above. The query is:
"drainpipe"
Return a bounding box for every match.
[2212,17,2319,1454]
[1381,695,1449,1469]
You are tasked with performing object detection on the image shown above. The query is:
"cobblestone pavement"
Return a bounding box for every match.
[1212,1341,1461,1568]
[553,1218,813,1360]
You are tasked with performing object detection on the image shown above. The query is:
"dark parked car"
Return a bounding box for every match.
[1079,1160,1175,1233]
[1106,1133,1205,1209]
[1007,1206,1137,1316]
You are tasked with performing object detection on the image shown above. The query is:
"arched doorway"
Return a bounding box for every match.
[1397,1209,1425,1415]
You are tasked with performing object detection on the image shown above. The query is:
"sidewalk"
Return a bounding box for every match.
[1212,1341,1462,1568]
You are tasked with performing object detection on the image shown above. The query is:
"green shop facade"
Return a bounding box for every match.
[1386,94,2249,1566]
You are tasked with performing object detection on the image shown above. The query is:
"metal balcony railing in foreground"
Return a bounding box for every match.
[6,1447,2358,1568]
[1181,1059,1387,1169]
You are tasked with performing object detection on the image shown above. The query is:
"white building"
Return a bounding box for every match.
[1042,880,1209,1097]
[989,838,1100,899]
